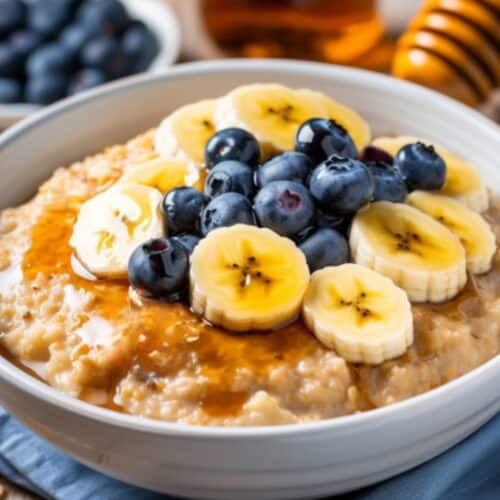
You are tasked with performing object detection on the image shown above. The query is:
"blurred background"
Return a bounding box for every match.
[0,0,499,125]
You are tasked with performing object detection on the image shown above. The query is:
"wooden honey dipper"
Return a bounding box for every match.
[392,0,500,106]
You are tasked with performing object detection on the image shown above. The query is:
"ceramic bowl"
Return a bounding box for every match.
[0,0,181,129]
[0,60,499,500]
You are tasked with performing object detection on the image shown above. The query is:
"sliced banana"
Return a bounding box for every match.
[407,191,496,274]
[119,157,206,193]
[303,264,413,364]
[190,224,310,331]
[350,201,467,303]
[214,83,326,155]
[297,88,371,151]
[154,99,218,166]
[70,184,164,278]
[372,136,489,212]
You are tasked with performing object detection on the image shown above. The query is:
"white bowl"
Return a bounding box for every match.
[0,0,181,129]
[0,60,499,500]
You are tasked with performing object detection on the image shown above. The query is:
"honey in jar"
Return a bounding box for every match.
[201,0,385,64]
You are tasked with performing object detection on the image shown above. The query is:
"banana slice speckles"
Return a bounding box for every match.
[154,99,218,166]
[70,184,164,278]
[190,224,310,331]
[350,201,467,303]
[303,264,413,364]
[407,191,496,274]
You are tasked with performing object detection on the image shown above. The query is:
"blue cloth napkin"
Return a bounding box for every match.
[1,404,500,500]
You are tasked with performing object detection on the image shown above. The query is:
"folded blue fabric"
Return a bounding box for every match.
[1,404,500,500]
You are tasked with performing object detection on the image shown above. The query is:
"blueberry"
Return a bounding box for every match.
[316,212,352,234]
[77,0,130,35]
[309,156,374,214]
[27,1,72,39]
[205,128,260,169]
[295,118,357,164]
[257,152,312,187]
[360,145,394,165]
[173,234,200,255]
[9,30,43,59]
[394,142,446,191]
[121,21,158,73]
[200,192,255,236]
[162,187,209,235]
[60,23,97,55]
[27,43,74,77]
[299,228,349,273]
[205,160,255,199]
[128,237,189,299]
[0,0,26,38]
[254,180,315,238]
[68,68,106,94]
[0,44,23,78]
[81,35,127,77]
[365,161,408,203]
[25,74,67,104]
[0,77,21,103]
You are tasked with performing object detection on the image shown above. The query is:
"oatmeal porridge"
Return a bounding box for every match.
[0,83,498,426]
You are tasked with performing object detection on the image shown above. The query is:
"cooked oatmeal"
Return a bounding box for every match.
[0,130,499,426]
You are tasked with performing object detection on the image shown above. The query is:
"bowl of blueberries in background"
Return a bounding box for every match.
[0,0,181,128]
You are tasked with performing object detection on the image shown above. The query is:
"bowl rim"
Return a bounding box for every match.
[1,59,499,438]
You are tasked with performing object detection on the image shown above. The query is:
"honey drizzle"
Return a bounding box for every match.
[20,201,320,418]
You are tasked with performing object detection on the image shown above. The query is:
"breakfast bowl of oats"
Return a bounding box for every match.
[0,60,499,499]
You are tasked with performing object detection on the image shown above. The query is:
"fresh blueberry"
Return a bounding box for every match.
[81,35,127,77]
[205,160,255,199]
[68,68,106,94]
[0,44,23,78]
[365,161,408,203]
[121,21,158,73]
[25,74,67,104]
[316,212,352,234]
[295,118,357,164]
[0,0,26,38]
[299,228,349,273]
[9,30,43,59]
[162,187,209,235]
[173,234,201,255]
[128,237,189,300]
[309,156,374,214]
[360,145,394,165]
[77,0,130,35]
[26,43,74,77]
[200,192,255,236]
[0,77,21,103]
[27,1,72,39]
[254,180,315,238]
[394,142,446,191]
[257,152,312,187]
[59,23,97,55]
[205,128,260,169]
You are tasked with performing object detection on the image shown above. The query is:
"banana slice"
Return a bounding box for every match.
[70,184,164,278]
[350,201,467,303]
[297,88,371,150]
[303,264,413,364]
[372,136,489,212]
[407,191,496,274]
[154,99,218,166]
[119,157,206,193]
[214,83,326,155]
[190,224,310,331]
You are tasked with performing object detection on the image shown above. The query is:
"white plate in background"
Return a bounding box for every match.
[0,0,181,129]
